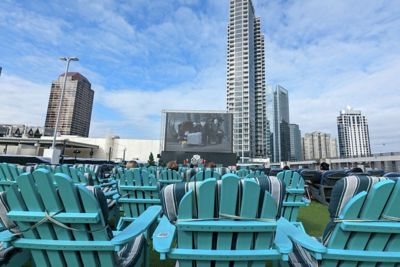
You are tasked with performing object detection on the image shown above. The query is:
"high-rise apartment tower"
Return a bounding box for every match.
[227,0,267,158]
[289,124,302,161]
[337,106,371,157]
[302,131,338,160]
[266,85,290,162]
[45,72,94,137]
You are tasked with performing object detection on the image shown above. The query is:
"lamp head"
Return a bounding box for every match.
[59,57,79,61]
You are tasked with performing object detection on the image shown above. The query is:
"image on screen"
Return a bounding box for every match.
[164,112,232,153]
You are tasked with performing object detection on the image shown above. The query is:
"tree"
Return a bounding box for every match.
[148,152,156,166]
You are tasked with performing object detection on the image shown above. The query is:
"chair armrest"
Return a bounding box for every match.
[103,189,119,198]
[111,205,161,246]
[0,230,17,248]
[277,218,326,255]
[303,197,311,205]
[100,180,117,187]
[274,225,292,256]
[152,216,176,259]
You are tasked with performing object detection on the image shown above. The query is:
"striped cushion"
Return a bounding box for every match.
[320,170,347,186]
[85,186,110,221]
[184,168,197,182]
[322,175,387,244]
[289,237,320,267]
[160,175,285,222]
[252,176,285,218]
[300,170,321,184]
[117,233,145,267]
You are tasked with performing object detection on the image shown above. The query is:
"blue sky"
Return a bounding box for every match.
[0,0,399,153]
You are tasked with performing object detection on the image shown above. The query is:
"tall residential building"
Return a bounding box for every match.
[337,106,371,158]
[289,124,302,161]
[330,138,338,158]
[227,0,267,158]
[267,85,290,162]
[302,131,338,160]
[45,72,94,137]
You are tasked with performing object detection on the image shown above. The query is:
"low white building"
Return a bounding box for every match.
[0,135,161,162]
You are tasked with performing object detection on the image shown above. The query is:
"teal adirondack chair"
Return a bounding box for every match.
[159,169,183,186]
[1,163,20,181]
[277,175,398,266]
[183,168,197,182]
[117,168,161,230]
[52,166,119,220]
[153,174,292,266]
[0,164,15,191]
[0,169,161,267]
[74,165,118,195]
[215,167,231,176]
[61,165,90,185]
[0,190,31,266]
[236,168,249,177]
[147,166,158,179]
[310,170,347,205]
[276,170,310,224]
[191,169,221,181]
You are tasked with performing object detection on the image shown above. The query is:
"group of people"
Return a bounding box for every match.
[166,160,216,171]
[177,118,225,146]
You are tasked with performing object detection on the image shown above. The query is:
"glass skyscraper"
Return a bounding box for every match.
[289,123,302,161]
[266,85,291,162]
[226,0,267,159]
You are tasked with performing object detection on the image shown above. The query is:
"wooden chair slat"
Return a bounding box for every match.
[34,170,81,266]
[17,173,65,266]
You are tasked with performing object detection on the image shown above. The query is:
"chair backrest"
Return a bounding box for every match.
[191,169,221,181]
[8,164,21,179]
[69,167,89,184]
[159,169,182,183]
[147,166,157,178]
[384,172,400,178]
[160,175,286,265]
[299,169,321,184]
[366,169,384,176]
[269,168,283,177]
[235,168,249,177]
[55,165,87,184]
[0,163,18,191]
[0,164,12,191]
[321,176,400,265]
[322,175,387,244]
[276,170,305,222]
[118,168,160,220]
[1,163,20,181]
[215,167,231,176]
[321,170,347,186]
[254,170,267,178]
[183,168,197,181]
[5,169,117,267]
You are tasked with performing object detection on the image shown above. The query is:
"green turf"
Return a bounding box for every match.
[298,200,330,237]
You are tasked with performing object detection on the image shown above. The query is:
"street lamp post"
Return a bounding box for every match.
[51,57,79,149]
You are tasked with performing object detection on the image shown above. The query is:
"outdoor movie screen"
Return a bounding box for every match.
[164,112,233,153]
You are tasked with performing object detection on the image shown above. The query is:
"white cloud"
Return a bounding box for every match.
[290,57,400,152]
[1,0,399,155]
[0,74,49,126]
[94,63,226,139]
[253,0,400,153]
